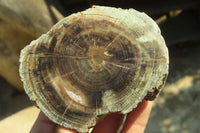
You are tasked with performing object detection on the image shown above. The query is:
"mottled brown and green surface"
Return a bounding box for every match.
[19,6,168,132]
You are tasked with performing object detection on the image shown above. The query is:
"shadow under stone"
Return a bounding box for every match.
[0,76,32,120]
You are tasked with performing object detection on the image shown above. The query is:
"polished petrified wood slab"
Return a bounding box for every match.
[19,5,169,132]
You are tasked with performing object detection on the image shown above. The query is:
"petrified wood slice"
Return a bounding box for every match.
[19,5,169,132]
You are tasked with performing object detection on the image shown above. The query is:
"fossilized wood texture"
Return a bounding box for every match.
[0,0,63,91]
[20,6,169,132]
